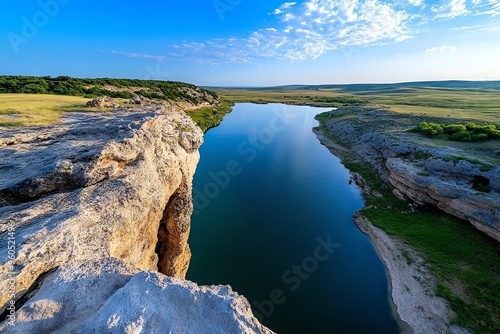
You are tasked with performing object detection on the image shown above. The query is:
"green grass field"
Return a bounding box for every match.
[0,94,121,126]
[186,100,233,133]
[217,86,500,123]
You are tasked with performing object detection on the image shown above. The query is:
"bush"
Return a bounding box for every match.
[410,121,500,142]
[443,124,466,134]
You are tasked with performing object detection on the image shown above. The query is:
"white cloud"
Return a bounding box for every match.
[481,0,500,16]
[169,0,412,63]
[408,0,424,7]
[450,23,500,32]
[432,0,469,18]
[281,2,298,9]
[272,2,298,14]
[110,51,167,62]
[425,45,457,53]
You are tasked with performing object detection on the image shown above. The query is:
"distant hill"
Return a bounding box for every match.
[0,76,218,105]
[211,81,500,92]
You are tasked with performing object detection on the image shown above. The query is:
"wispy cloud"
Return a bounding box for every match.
[432,0,469,18]
[450,23,500,32]
[272,2,298,14]
[109,51,167,62]
[480,0,500,16]
[425,45,457,53]
[408,0,425,7]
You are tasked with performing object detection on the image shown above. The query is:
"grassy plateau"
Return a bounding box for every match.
[215,83,500,123]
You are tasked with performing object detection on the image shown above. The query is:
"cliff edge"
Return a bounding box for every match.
[319,107,499,241]
[0,106,272,333]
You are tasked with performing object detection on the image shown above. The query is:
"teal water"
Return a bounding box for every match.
[187,103,400,334]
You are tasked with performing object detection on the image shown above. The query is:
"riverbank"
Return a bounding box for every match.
[353,213,469,334]
[313,108,499,334]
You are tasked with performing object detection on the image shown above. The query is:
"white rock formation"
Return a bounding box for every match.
[0,258,273,334]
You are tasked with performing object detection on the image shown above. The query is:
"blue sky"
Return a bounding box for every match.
[1,0,499,86]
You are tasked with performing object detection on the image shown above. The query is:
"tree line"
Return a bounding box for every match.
[0,75,218,105]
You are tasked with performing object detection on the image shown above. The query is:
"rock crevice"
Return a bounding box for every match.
[155,181,192,277]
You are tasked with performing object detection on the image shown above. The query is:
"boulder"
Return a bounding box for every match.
[129,94,151,106]
[85,96,120,108]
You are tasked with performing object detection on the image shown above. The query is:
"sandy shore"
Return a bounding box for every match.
[313,128,471,334]
[353,213,470,334]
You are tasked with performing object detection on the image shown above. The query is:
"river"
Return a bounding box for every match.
[187,103,400,333]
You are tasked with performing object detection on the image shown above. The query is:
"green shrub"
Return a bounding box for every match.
[410,121,500,142]
[443,124,466,134]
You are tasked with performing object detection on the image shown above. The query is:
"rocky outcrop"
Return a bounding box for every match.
[0,106,272,333]
[386,158,500,241]
[129,94,151,105]
[0,105,202,311]
[0,258,273,334]
[321,107,500,241]
[85,96,120,108]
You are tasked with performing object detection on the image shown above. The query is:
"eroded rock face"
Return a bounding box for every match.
[321,107,500,241]
[85,96,120,108]
[386,158,500,241]
[0,106,203,312]
[0,258,274,334]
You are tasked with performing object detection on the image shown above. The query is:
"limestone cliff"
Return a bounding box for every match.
[386,158,500,241]
[0,106,273,333]
[0,105,200,308]
[319,107,500,241]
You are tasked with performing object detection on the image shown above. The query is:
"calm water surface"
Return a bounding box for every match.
[187,103,400,334]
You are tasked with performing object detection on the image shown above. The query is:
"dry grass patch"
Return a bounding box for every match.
[0,94,123,127]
